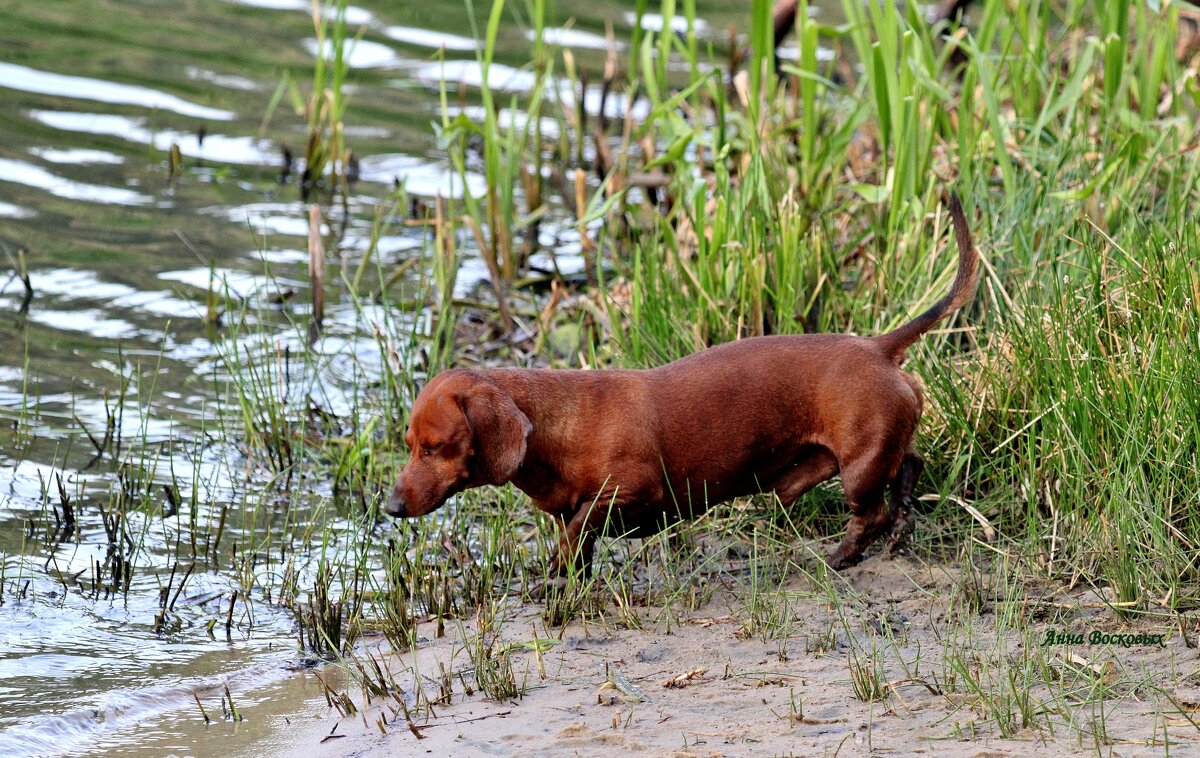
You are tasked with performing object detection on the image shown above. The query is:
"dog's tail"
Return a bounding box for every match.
[874,194,980,363]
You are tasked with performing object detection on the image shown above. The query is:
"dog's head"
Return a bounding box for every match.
[384,369,532,518]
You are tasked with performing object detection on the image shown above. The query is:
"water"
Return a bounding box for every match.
[0,0,777,753]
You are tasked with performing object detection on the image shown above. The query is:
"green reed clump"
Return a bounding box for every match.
[460,601,528,701]
[922,209,1200,598]
[208,287,300,475]
[300,0,357,202]
[847,638,890,704]
[298,557,367,658]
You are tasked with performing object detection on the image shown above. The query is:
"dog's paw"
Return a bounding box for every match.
[826,550,864,571]
[528,575,571,600]
[884,510,915,558]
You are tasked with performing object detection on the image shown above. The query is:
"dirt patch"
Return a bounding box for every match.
[264,555,1200,757]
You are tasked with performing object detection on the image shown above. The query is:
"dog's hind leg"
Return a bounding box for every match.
[827,449,902,570]
[884,451,923,557]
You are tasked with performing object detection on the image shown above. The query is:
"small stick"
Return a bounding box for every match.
[308,205,325,337]
[224,684,242,721]
[169,562,195,612]
[533,622,546,680]
[398,697,426,739]
[225,591,237,637]
[193,692,211,724]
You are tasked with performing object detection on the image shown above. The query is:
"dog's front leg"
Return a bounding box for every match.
[546,500,606,578]
[529,504,605,600]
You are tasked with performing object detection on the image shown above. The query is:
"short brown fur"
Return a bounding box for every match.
[387,196,979,573]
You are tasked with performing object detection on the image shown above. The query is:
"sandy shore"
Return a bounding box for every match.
[235,555,1200,758]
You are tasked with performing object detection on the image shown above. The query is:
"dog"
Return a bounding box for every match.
[385,195,979,574]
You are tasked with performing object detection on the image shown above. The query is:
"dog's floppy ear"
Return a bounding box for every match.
[459,382,532,484]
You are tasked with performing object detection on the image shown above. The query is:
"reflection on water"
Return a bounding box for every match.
[623,10,711,34]
[159,265,302,299]
[27,268,139,301]
[227,0,377,27]
[28,148,125,165]
[410,58,541,93]
[384,25,477,51]
[0,201,35,219]
[533,26,622,50]
[410,59,649,120]
[447,105,563,140]
[28,308,141,340]
[0,61,235,120]
[302,37,406,69]
[29,110,274,166]
[0,157,153,206]
[185,66,261,92]
[0,657,297,757]
[356,152,489,197]
[200,202,316,238]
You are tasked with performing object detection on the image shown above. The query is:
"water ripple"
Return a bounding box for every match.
[28,110,272,166]
[0,62,234,121]
[384,25,476,51]
[0,157,152,207]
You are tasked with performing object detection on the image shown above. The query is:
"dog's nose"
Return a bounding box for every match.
[383,488,407,517]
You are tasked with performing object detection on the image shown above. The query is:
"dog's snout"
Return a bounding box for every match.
[383,486,407,517]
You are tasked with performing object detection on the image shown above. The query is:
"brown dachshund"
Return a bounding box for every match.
[386,196,979,573]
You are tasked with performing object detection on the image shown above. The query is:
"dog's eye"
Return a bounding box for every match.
[421,445,437,457]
